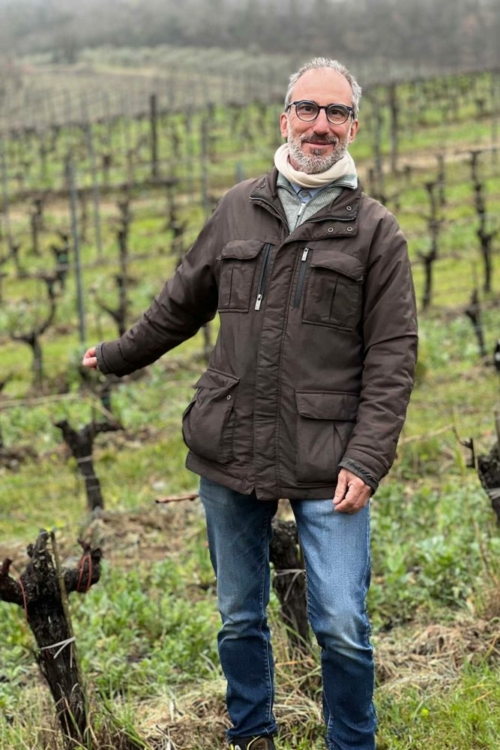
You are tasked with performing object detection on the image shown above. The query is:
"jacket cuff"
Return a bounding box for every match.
[338,458,379,493]
[95,343,112,375]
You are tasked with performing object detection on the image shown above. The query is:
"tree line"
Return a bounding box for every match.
[0,0,499,73]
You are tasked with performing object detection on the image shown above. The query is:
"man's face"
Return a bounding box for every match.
[280,68,359,174]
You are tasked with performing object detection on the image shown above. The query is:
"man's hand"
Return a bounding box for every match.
[333,468,372,514]
[82,346,98,369]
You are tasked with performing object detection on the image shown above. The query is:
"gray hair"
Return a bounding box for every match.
[284,58,362,118]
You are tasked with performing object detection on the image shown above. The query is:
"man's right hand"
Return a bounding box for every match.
[82,346,98,369]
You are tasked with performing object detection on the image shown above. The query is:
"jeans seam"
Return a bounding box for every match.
[361,507,372,643]
[300,540,334,739]
[260,504,275,725]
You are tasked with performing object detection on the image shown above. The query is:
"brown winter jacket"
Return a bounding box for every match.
[97,168,418,501]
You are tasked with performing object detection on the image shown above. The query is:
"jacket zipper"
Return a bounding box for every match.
[293,197,308,231]
[293,248,309,308]
[255,243,274,310]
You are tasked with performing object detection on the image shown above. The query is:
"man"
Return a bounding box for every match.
[83,58,417,750]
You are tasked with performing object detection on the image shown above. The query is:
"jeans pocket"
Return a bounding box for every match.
[295,391,359,484]
[183,368,240,464]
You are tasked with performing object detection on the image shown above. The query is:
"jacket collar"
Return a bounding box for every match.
[250,166,363,224]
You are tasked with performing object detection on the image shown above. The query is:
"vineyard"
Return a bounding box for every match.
[1,65,500,749]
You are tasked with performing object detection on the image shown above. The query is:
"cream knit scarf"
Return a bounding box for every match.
[274,143,356,188]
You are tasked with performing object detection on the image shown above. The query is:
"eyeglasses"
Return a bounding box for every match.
[286,100,354,125]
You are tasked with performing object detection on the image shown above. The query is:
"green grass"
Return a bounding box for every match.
[2,68,500,748]
[377,668,500,749]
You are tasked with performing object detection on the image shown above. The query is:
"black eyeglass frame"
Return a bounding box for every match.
[286,100,355,125]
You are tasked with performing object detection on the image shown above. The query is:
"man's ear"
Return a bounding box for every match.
[279,112,289,139]
[349,119,359,144]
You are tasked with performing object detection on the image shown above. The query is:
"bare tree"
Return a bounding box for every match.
[465,289,487,359]
[55,412,122,512]
[469,149,499,293]
[0,532,102,748]
[95,196,133,336]
[8,275,57,389]
[418,179,444,311]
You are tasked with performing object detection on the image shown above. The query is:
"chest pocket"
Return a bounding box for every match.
[217,240,267,313]
[303,250,364,331]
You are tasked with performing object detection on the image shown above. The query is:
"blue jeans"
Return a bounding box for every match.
[199,477,376,750]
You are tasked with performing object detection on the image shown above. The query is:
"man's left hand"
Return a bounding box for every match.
[333,469,372,514]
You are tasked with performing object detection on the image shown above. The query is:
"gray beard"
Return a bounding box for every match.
[288,134,350,174]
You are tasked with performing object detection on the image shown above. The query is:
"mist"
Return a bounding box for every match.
[0,0,498,73]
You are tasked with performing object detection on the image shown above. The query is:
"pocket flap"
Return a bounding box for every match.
[296,391,360,421]
[310,250,364,281]
[194,368,240,390]
[219,240,264,261]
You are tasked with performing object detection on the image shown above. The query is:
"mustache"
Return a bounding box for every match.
[301,135,338,145]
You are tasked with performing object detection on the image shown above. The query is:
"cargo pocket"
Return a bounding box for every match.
[302,250,364,330]
[295,391,360,484]
[182,368,240,464]
[217,240,266,312]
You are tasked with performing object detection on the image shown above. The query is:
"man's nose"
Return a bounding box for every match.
[312,109,331,133]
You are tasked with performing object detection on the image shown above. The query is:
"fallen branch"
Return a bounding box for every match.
[155,492,199,504]
[399,424,455,445]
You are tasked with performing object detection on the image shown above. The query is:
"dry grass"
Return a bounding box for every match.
[127,613,500,748]
[3,503,500,749]
[375,617,500,694]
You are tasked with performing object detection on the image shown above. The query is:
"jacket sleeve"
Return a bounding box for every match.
[97,208,222,377]
[340,210,418,490]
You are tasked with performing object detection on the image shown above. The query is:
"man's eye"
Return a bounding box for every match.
[328,106,346,117]
[298,104,316,114]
